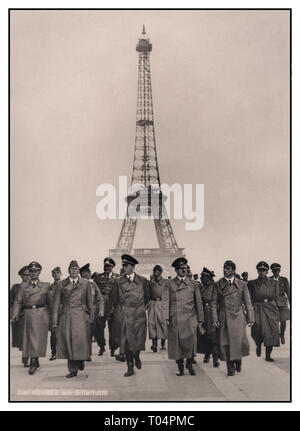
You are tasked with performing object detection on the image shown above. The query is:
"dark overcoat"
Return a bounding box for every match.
[148,278,168,340]
[12,280,50,358]
[47,281,61,329]
[248,277,280,347]
[197,282,218,354]
[112,273,150,354]
[94,272,118,318]
[211,278,254,361]
[52,277,93,360]
[10,283,24,349]
[270,275,290,322]
[162,277,204,360]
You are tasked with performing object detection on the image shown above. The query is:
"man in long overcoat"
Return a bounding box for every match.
[148,265,168,352]
[162,257,204,376]
[11,262,51,375]
[211,260,254,376]
[52,260,93,378]
[112,254,150,377]
[94,257,119,356]
[197,267,219,368]
[270,262,290,344]
[248,261,280,362]
[47,266,62,361]
[10,265,31,366]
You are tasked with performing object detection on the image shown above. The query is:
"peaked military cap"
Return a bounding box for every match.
[121,254,139,266]
[80,263,91,273]
[104,257,116,267]
[256,261,269,270]
[241,271,248,278]
[201,267,215,278]
[52,266,61,273]
[223,260,236,271]
[171,257,188,269]
[270,263,281,270]
[68,260,79,269]
[18,265,29,276]
[153,265,163,272]
[28,261,42,271]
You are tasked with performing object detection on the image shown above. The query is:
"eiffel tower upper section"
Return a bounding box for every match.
[110,26,184,275]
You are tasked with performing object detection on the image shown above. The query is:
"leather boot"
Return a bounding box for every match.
[98,346,105,356]
[213,354,220,368]
[176,359,184,376]
[265,346,274,362]
[124,353,134,377]
[134,352,142,369]
[161,339,166,350]
[110,349,115,357]
[203,354,210,363]
[22,357,29,368]
[29,358,38,375]
[186,358,196,375]
[280,323,286,344]
[78,361,85,371]
[227,360,235,376]
[115,353,126,362]
[256,343,262,357]
[151,339,157,352]
[235,360,242,373]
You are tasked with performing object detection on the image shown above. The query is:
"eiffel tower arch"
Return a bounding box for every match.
[109,26,185,277]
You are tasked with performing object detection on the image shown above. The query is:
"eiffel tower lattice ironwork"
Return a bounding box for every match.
[109,26,184,275]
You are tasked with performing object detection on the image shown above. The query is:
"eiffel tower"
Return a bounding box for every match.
[109,26,184,276]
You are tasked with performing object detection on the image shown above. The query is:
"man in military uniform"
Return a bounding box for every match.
[270,263,290,344]
[94,258,118,356]
[211,260,254,376]
[11,262,51,375]
[10,265,31,366]
[47,266,62,361]
[248,261,280,362]
[148,265,168,352]
[162,257,204,376]
[197,267,219,368]
[52,260,93,378]
[80,263,104,345]
[112,254,150,377]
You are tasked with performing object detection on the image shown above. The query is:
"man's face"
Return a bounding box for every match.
[272,269,280,278]
[201,274,212,285]
[153,269,162,279]
[258,269,268,278]
[81,270,91,280]
[30,269,41,281]
[104,264,113,274]
[69,266,79,278]
[122,262,134,276]
[176,265,187,278]
[52,270,61,281]
[223,265,234,278]
[21,271,31,283]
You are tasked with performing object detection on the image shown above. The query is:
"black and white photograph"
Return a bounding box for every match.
[8,7,291,405]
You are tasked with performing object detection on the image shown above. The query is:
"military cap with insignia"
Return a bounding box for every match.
[270,263,281,270]
[121,254,139,266]
[18,265,29,276]
[80,263,91,273]
[68,260,79,269]
[52,266,61,273]
[153,265,163,272]
[28,261,42,270]
[201,267,215,278]
[256,261,269,270]
[104,257,116,267]
[171,257,188,269]
[223,260,236,271]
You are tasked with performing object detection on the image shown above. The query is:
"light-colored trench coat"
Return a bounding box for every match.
[211,277,254,361]
[162,277,204,360]
[52,277,93,360]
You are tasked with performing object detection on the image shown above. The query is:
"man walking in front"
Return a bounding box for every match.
[211,260,254,376]
[112,254,150,377]
[162,257,204,376]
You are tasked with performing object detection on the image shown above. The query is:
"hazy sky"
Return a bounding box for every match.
[10,10,290,283]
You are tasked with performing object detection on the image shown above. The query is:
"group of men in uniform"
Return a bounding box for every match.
[10,255,290,379]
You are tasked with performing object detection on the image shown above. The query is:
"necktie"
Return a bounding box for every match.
[72,280,75,285]
[227,279,231,285]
